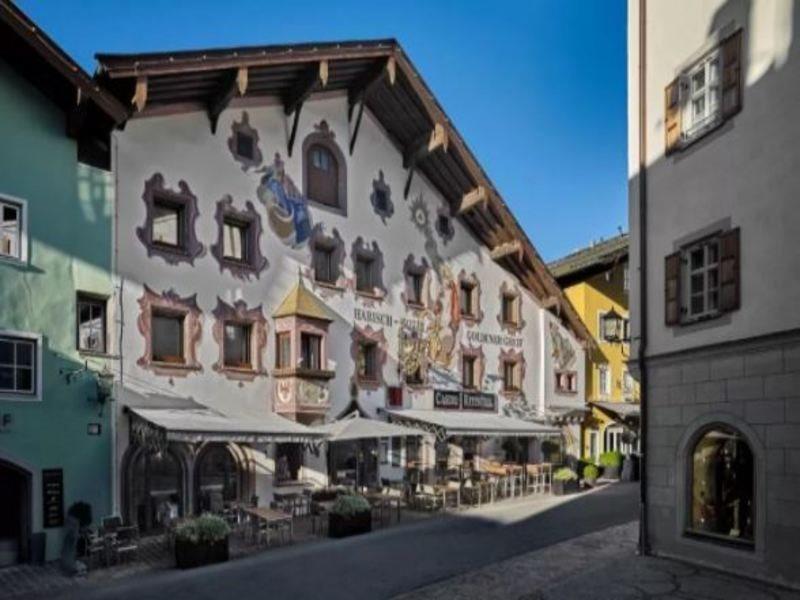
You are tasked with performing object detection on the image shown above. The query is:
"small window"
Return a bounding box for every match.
[307,144,338,207]
[222,218,249,263]
[462,355,477,389]
[151,311,184,364]
[387,386,403,407]
[235,131,255,161]
[501,294,518,325]
[436,214,450,237]
[685,50,722,140]
[623,371,634,396]
[77,294,107,353]
[313,245,337,285]
[151,198,184,248]
[598,365,611,396]
[223,322,252,369]
[300,333,322,371]
[408,271,424,305]
[685,238,720,320]
[355,255,375,293]
[276,332,292,369]
[357,341,377,381]
[555,371,577,393]
[0,200,21,260]
[405,366,423,385]
[689,426,754,545]
[0,335,36,395]
[460,281,475,317]
[502,360,520,392]
[374,188,388,213]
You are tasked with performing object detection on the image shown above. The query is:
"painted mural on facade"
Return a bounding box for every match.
[256,153,313,248]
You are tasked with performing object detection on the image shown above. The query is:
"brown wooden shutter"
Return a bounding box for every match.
[719,227,741,312]
[721,30,743,118]
[665,251,682,326]
[664,78,682,154]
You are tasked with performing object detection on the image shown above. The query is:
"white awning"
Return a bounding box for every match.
[386,409,562,439]
[591,401,641,421]
[313,412,431,442]
[128,406,321,444]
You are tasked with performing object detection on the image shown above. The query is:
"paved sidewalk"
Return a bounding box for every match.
[395,521,800,600]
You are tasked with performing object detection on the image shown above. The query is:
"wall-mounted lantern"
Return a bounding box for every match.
[62,361,115,416]
[600,308,624,344]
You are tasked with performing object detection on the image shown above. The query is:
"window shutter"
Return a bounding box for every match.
[664,78,682,154]
[665,251,682,326]
[719,227,741,312]
[721,30,743,118]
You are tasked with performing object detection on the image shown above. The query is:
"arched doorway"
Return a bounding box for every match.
[126,448,185,533]
[194,444,241,513]
[0,460,31,566]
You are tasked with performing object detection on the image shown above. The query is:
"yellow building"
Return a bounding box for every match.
[549,234,640,461]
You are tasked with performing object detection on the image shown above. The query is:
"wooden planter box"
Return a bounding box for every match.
[328,511,372,539]
[552,479,580,496]
[175,537,229,569]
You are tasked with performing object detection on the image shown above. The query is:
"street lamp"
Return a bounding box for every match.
[600,307,624,343]
[93,366,115,416]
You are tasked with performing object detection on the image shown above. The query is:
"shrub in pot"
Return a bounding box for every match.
[582,464,599,486]
[552,467,580,495]
[599,451,624,479]
[329,495,371,538]
[174,514,231,569]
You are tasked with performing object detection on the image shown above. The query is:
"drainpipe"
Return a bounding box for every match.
[637,0,650,556]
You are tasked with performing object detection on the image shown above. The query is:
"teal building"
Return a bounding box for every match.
[0,3,126,564]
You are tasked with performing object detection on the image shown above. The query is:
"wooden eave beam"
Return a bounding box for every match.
[348,56,396,155]
[402,123,449,198]
[283,60,328,156]
[490,240,523,262]
[131,76,147,113]
[458,186,489,214]
[207,66,248,134]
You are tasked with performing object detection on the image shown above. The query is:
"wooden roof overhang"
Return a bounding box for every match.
[0,1,128,169]
[95,40,593,346]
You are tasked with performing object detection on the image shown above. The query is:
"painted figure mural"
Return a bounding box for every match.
[256,153,313,248]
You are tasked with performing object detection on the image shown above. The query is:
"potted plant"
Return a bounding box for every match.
[599,451,624,480]
[552,467,579,495]
[582,464,599,487]
[174,514,231,569]
[328,494,372,538]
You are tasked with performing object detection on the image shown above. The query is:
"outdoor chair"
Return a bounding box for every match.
[526,464,543,494]
[114,526,139,564]
[413,484,443,511]
[461,479,482,507]
[442,481,461,510]
[84,530,107,570]
[101,515,123,534]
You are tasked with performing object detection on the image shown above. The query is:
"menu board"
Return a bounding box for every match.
[42,468,64,529]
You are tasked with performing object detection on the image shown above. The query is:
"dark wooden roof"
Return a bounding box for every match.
[549,234,629,287]
[95,40,592,345]
[0,1,128,169]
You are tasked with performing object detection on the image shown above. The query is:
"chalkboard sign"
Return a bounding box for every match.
[433,389,461,409]
[42,468,64,528]
[462,392,496,411]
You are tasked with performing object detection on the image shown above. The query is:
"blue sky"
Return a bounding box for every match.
[17,0,627,262]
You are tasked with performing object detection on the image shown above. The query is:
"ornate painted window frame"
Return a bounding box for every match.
[554,370,578,394]
[211,298,268,382]
[302,120,347,216]
[227,111,263,171]
[370,170,393,224]
[498,347,526,399]
[458,270,484,326]
[136,285,203,377]
[498,281,525,334]
[350,325,387,391]
[459,343,485,391]
[351,236,386,303]
[136,174,204,266]
[306,224,347,296]
[401,254,431,311]
[210,195,268,280]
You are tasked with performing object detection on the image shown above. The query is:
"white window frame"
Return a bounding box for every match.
[598,364,611,397]
[683,237,721,323]
[0,330,42,401]
[681,47,723,143]
[0,194,29,265]
[622,371,634,397]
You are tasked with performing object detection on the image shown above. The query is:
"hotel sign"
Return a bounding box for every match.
[434,389,496,412]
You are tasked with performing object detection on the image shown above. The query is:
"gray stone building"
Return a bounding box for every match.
[628,0,800,587]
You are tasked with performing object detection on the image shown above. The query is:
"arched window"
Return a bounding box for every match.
[689,426,754,545]
[307,144,338,207]
[129,449,184,532]
[195,444,240,512]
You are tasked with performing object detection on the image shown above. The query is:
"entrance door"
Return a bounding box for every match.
[0,461,31,566]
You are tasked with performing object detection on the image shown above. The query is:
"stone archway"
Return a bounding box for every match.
[0,459,32,566]
[193,443,250,513]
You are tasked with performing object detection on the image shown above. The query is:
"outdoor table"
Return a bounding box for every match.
[365,492,402,523]
[273,490,309,516]
[242,506,294,545]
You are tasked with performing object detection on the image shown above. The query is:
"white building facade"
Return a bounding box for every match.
[97,42,589,530]
[629,0,800,585]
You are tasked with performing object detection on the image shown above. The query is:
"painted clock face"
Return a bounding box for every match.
[410,196,430,232]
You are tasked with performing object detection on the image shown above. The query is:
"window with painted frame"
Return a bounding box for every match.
[300,333,322,370]
[354,254,375,294]
[222,217,250,264]
[407,271,424,306]
[460,281,476,317]
[151,197,186,249]
[76,293,107,354]
[462,355,477,389]
[313,244,337,285]
[275,332,292,369]
[598,364,611,397]
[502,360,521,393]
[357,340,378,381]
[223,322,252,369]
[151,310,185,364]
